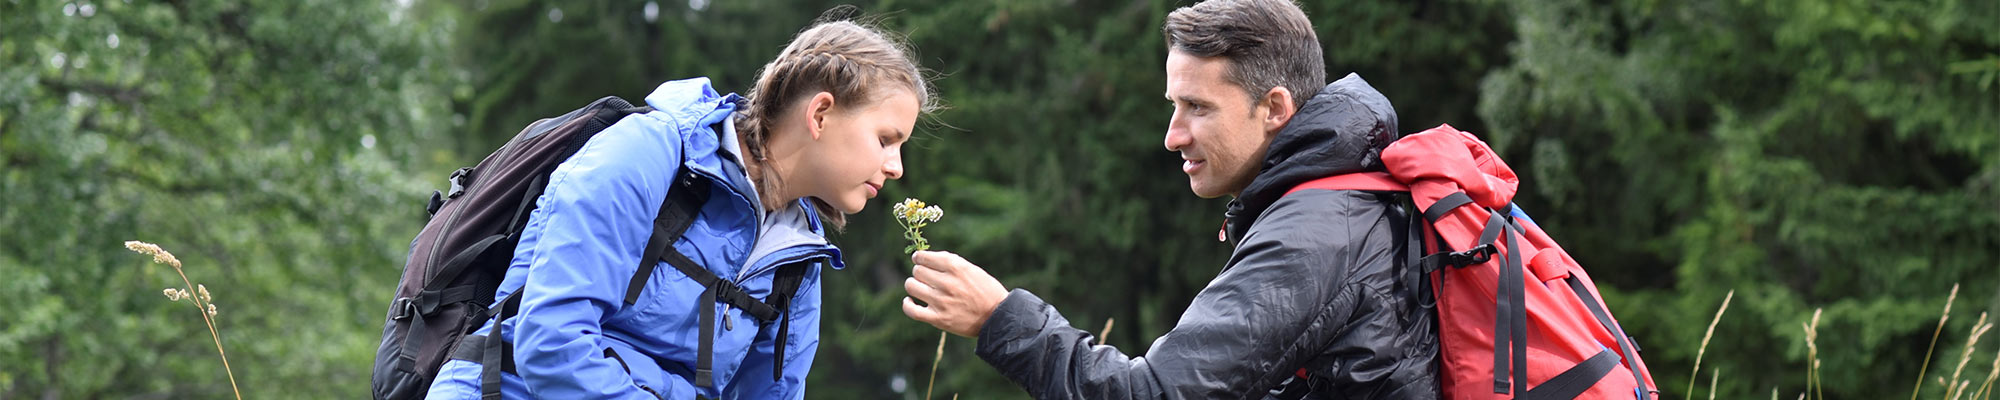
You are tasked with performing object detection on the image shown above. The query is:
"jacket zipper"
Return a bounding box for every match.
[734,246,829,283]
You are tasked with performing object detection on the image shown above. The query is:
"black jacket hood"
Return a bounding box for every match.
[1228,73,1399,235]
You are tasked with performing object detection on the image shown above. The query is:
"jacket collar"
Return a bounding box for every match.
[1225,73,1399,240]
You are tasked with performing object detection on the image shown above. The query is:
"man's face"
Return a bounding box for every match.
[1164,51,1275,199]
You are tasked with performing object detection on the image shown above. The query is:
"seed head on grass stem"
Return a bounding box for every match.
[1946,313,1992,400]
[1917,284,1962,400]
[1689,290,1733,398]
[125,241,240,400]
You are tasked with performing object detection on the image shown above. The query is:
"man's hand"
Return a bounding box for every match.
[902,250,1009,338]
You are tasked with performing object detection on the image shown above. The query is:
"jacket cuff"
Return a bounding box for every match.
[975,289,1045,352]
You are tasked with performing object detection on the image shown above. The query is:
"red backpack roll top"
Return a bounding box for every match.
[1289,124,1659,400]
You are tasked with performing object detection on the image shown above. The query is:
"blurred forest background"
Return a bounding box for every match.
[4,0,1998,398]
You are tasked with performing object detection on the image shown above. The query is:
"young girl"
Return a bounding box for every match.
[425,16,934,399]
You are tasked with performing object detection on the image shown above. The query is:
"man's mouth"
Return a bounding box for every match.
[1182,158,1205,174]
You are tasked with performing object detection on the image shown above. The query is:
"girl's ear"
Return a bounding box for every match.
[803,91,837,141]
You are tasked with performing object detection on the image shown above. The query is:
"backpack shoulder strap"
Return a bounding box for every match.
[765,261,811,382]
[623,167,816,388]
[629,169,710,305]
[1284,172,1409,196]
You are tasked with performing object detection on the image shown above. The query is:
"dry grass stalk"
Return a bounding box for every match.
[1689,290,1734,398]
[1946,313,1992,400]
[124,241,241,400]
[1708,368,1720,400]
[1917,284,1963,400]
[1975,343,2000,400]
[1097,318,1115,346]
[1802,309,1823,400]
[926,331,947,400]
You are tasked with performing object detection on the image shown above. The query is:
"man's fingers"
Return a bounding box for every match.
[911,263,951,288]
[903,277,942,304]
[902,296,941,325]
[912,250,959,273]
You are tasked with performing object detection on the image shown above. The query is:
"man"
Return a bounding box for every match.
[900,0,1439,398]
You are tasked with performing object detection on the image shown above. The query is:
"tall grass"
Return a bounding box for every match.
[1688,290,1734,397]
[926,331,947,400]
[124,241,241,400]
[1944,313,1992,400]
[1912,284,1960,400]
[1689,286,2000,400]
[1802,309,1823,400]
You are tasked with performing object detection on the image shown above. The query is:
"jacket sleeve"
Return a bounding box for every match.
[510,114,682,399]
[723,270,823,399]
[974,195,1386,400]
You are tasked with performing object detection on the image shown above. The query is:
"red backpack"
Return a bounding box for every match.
[1287,124,1660,399]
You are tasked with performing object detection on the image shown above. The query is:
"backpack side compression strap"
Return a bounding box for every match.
[1565,276,1652,400]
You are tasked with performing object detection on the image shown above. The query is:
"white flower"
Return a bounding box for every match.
[892,198,944,254]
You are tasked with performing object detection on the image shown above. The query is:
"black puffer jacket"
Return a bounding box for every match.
[973,74,1440,400]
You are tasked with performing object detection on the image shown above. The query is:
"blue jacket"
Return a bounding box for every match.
[427,78,843,399]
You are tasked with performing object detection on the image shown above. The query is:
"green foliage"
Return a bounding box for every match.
[0,0,454,398]
[1480,0,2000,397]
[3,0,1993,398]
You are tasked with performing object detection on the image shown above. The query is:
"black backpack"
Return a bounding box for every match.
[369,96,809,399]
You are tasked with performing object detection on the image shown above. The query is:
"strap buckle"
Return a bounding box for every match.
[1426,243,1497,270]
[446,167,474,199]
[1455,243,1497,265]
[391,296,417,320]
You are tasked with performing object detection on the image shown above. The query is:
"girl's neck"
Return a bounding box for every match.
[736,131,789,212]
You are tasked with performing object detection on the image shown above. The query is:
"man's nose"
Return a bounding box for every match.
[1164,125,1192,152]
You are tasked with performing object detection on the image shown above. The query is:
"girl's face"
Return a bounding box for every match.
[795,89,919,214]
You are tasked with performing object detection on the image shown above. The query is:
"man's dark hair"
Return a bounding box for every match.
[1163,0,1325,112]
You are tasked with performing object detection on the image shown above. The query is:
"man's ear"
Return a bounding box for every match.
[1260,86,1296,136]
[803,92,836,140]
